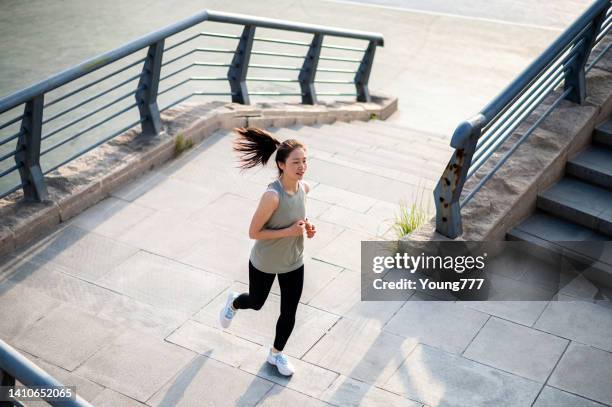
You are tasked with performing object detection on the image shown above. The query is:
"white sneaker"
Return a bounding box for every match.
[267,349,295,376]
[219,291,238,328]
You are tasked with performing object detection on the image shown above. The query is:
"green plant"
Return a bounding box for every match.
[369,113,378,121]
[391,186,432,239]
[174,133,193,157]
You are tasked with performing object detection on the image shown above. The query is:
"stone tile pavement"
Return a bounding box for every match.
[0,120,611,406]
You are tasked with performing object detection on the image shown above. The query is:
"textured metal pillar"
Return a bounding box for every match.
[15,95,48,202]
[434,119,481,238]
[299,34,323,105]
[136,40,164,136]
[228,25,255,105]
[354,40,377,102]
[564,9,607,104]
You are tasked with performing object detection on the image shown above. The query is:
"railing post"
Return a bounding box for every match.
[434,120,482,238]
[354,40,377,102]
[228,25,255,105]
[564,8,608,104]
[15,95,48,202]
[0,368,16,407]
[299,33,323,105]
[136,40,164,136]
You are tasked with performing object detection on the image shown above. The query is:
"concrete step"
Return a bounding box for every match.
[593,118,612,148]
[537,177,612,237]
[567,144,612,190]
[311,123,451,158]
[507,210,612,290]
[335,120,451,148]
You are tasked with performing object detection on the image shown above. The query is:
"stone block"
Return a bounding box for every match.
[382,344,541,406]
[463,317,568,382]
[548,342,612,405]
[75,330,196,402]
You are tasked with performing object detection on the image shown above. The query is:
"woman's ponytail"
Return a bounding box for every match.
[232,127,281,170]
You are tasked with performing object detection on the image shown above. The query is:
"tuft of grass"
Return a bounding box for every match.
[174,133,193,157]
[391,187,431,239]
[369,113,378,121]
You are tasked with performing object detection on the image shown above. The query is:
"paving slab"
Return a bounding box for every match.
[20,352,106,402]
[15,224,139,282]
[458,300,549,326]
[308,269,408,327]
[147,355,274,407]
[188,192,257,234]
[114,209,211,260]
[308,183,378,213]
[319,204,392,237]
[548,342,612,406]
[303,218,346,259]
[195,283,339,358]
[75,329,197,402]
[534,300,612,352]
[125,177,223,217]
[11,303,122,371]
[68,196,156,240]
[0,281,60,341]
[240,346,339,399]
[320,375,421,407]
[463,317,568,382]
[165,319,261,367]
[383,295,489,354]
[90,389,149,407]
[533,386,608,407]
[172,219,252,283]
[382,344,541,407]
[270,257,343,304]
[303,317,418,386]
[98,250,230,314]
[256,384,331,406]
[313,229,374,272]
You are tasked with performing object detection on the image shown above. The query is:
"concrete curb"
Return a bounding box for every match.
[0,95,397,257]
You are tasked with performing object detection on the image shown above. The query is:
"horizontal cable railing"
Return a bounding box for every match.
[0,10,384,201]
[0,339,93,406]
[434,0,612,238]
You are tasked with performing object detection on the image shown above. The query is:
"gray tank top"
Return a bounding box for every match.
[249,178,306,274]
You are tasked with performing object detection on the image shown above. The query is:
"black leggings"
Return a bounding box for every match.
[232,260,304,351]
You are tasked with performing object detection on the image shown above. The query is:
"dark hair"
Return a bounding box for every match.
[233,127,306,177]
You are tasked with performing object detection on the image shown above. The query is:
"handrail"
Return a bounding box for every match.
[0,339,93,406]
[434,0,611,238]
[0,11,382,113]
[0,9,384,201]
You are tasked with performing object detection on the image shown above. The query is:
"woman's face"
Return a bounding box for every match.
[279,147,307,180]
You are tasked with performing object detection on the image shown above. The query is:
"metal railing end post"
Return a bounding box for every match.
[355,40,377,102]
[15,95,48,202]
[434,119,482,238]
[228,25,255,105]
[564,7,608,104]
[299,33,324,105]
[136,40,164,136]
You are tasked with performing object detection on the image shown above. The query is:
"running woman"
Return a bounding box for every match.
[219,127,316,376]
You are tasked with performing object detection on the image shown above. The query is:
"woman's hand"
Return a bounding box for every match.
[304,218,316,239]
[289,220,307,237]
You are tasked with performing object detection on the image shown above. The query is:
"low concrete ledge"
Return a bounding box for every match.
[0,95,397,257]
[401,45,612,244]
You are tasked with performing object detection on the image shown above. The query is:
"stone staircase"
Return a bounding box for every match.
[507,118,612,288]
[266,120,451,194]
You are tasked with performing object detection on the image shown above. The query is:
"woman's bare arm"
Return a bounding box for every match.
[249,191,296,239]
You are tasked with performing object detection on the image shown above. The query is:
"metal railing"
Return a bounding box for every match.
[0,10,384,201]
[434,0,612,238]
[0,339,93,406]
